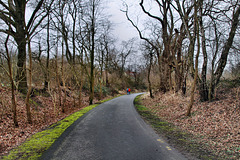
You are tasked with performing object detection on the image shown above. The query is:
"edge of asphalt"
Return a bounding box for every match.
[1,96,121,160]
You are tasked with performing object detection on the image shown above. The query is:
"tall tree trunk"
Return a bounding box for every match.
[99,49,104,99]
[89,3,95,105]
[156,50,162,90]
[25,35,33,124]
[198,0,208,101]
[174,28,184,93]
[14,1,28,93]
[78,45,84,108]
[105,50,109,87]
[208,22,219,101]
[44,13,50,91]
[61,38,66,113]
[159,59,170,93]
[89,30,95,104]
[211,6,240,96]
[56,46,62,108]
[186,1,199,116]
[161,3,171,93]
[5,34,18,127]
[79,68,84,107]
[148,52,153,98]
[15,38,27,93]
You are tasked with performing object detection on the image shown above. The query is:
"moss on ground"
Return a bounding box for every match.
[134,95,223,160]
[2,96,117,160]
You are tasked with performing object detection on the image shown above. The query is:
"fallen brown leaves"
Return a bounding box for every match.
[0,86,104,156]
[142,87,240,159]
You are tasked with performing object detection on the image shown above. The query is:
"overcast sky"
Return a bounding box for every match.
[106,0,139,41]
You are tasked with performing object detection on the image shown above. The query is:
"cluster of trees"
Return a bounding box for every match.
[123,0,240,115]
[0,0,143,127]
[0,0,239,126]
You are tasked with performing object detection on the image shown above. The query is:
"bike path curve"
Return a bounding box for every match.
[41,93,187,160]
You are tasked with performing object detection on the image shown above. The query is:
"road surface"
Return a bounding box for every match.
[41,93,188,160]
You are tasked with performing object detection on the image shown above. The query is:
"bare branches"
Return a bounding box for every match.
[139,0,163,24]
[0,11,16,27]
[214,5,240,85]
[26,0,45,31]
[121,4,158,52]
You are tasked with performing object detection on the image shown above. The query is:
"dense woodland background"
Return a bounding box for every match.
[0,0,239,158]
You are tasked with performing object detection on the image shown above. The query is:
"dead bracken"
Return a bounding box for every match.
[136,87,240,160]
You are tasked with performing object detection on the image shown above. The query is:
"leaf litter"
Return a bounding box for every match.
[141,87,240,159]
[0,85,110,157]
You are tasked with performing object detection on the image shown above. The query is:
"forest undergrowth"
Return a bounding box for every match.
[140,84,240,159]
[0,85,117,156]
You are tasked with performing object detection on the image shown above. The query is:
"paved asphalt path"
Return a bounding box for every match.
[41,93,188,160]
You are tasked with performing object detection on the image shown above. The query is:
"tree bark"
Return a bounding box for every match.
[174,27,185,93]
[89,24,95,104]
[25,35,33,124]
[12,1,28,93]
[55,44,62,108]
[211,6,240,95]
[61,38,66,113]
[89,1,96,105]
[198,0,208,101]
[44,12,50,91]
[105,48,109,87]
[148,52,154,98]
[5,33,18,127]
[186,0,200,116]
[15,36,27,93]
[0,0,47,93]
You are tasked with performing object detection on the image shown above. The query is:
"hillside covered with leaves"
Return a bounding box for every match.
[140,80,240,159]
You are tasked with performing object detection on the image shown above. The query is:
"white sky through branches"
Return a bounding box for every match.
[106,0,139,41]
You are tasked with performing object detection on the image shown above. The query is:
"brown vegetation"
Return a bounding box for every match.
[0,85,112,156]
[141,85,240,159]
[0,0,240,159]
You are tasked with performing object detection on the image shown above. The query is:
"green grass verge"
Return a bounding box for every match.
[134,95,221,160]
[2,96,119,160]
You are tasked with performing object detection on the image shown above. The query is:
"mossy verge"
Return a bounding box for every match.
[134,95,222,160]
[1,97,117,160]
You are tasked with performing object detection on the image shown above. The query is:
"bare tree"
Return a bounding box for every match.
[176,0,240,101]
[100,21,115,88]
[25,31,33,124]
[142,42,154,98]
[4,32,18,127]
[82,0,105,104]
[0,0,53,93]
[123,0,178,93]
[88,0,97,104]
[119,38,136,79]
[210,3,240,98]
[43,2,52,91]
[186,0,200,116]
[139,0,176,92]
